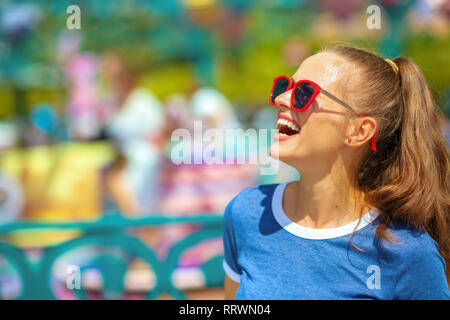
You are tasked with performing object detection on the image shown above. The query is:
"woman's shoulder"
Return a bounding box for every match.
[224,183,280,221]
[383,221,450,299]
[381,220,443,264]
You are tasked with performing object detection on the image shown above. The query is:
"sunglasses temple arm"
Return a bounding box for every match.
[320,89,356,114]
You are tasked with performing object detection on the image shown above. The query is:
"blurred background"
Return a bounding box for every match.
[0,0,449,300]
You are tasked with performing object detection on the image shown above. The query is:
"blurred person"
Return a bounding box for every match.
[60,45,103,141]
[58,33,120,141]
[224,47,450,299]
[102,52,165,215]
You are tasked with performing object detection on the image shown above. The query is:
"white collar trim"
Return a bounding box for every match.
[272,182,380,240]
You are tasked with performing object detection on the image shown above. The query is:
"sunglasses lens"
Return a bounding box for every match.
[271,78,290,104]
[294,82,315,110]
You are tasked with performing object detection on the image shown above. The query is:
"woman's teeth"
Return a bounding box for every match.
[276,118,300,135]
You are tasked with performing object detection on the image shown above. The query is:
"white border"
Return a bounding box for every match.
[272,182,380,240]
[223,260,241,283]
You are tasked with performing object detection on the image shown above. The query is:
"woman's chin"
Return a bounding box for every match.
[270,132,301,157]
[269,144,301,162]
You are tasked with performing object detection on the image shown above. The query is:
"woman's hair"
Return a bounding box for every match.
[323,46,450,282]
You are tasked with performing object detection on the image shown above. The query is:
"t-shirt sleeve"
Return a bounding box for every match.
[222,197,243,283]
[394,236,450,300]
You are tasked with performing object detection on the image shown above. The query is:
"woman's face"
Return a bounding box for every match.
[269,52,353,169]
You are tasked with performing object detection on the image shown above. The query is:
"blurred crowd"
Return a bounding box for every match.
[0,39,298,281]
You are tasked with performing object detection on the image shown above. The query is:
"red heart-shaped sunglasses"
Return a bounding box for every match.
[270,75,376,152]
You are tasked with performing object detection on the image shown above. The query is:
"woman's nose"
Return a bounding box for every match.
[274,89,292,110]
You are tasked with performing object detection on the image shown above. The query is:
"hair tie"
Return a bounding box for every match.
[384,59,399,74]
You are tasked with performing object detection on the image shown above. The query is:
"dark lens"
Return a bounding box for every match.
[271,78,290,104]
[294,82,315,109]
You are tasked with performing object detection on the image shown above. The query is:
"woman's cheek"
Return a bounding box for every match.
[305,122,341,152]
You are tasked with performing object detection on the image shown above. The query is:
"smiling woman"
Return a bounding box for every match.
[222,46,450,300]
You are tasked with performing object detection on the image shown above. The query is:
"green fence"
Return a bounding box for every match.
[0,214,225,300]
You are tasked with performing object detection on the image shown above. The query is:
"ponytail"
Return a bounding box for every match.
[374,57,450,277]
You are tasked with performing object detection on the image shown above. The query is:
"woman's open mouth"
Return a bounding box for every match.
[275,115,300,140]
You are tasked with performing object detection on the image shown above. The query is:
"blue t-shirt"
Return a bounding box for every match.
[222,182,450,300]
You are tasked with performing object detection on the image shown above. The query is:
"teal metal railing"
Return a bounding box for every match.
[0,214,225,300]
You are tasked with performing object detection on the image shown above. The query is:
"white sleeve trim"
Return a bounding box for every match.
[223,260,241,283]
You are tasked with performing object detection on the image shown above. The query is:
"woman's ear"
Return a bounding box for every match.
[346,116,377,148]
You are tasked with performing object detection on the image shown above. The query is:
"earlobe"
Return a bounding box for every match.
[346,122,358,146]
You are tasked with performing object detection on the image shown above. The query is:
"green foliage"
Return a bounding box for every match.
[405,34,450,95]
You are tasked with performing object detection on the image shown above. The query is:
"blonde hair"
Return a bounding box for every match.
[323,46,450,283]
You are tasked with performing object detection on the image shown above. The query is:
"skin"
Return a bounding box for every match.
[225,52,377,299]
[224,275,240,299]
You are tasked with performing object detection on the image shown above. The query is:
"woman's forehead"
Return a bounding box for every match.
[292,52,346,90]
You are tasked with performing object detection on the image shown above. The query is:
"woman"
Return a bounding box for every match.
[223,46,450,299]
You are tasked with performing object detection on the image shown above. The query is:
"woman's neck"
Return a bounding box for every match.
[284,163,369,229]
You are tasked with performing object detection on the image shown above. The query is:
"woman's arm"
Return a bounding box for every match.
[224,274,239,300]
